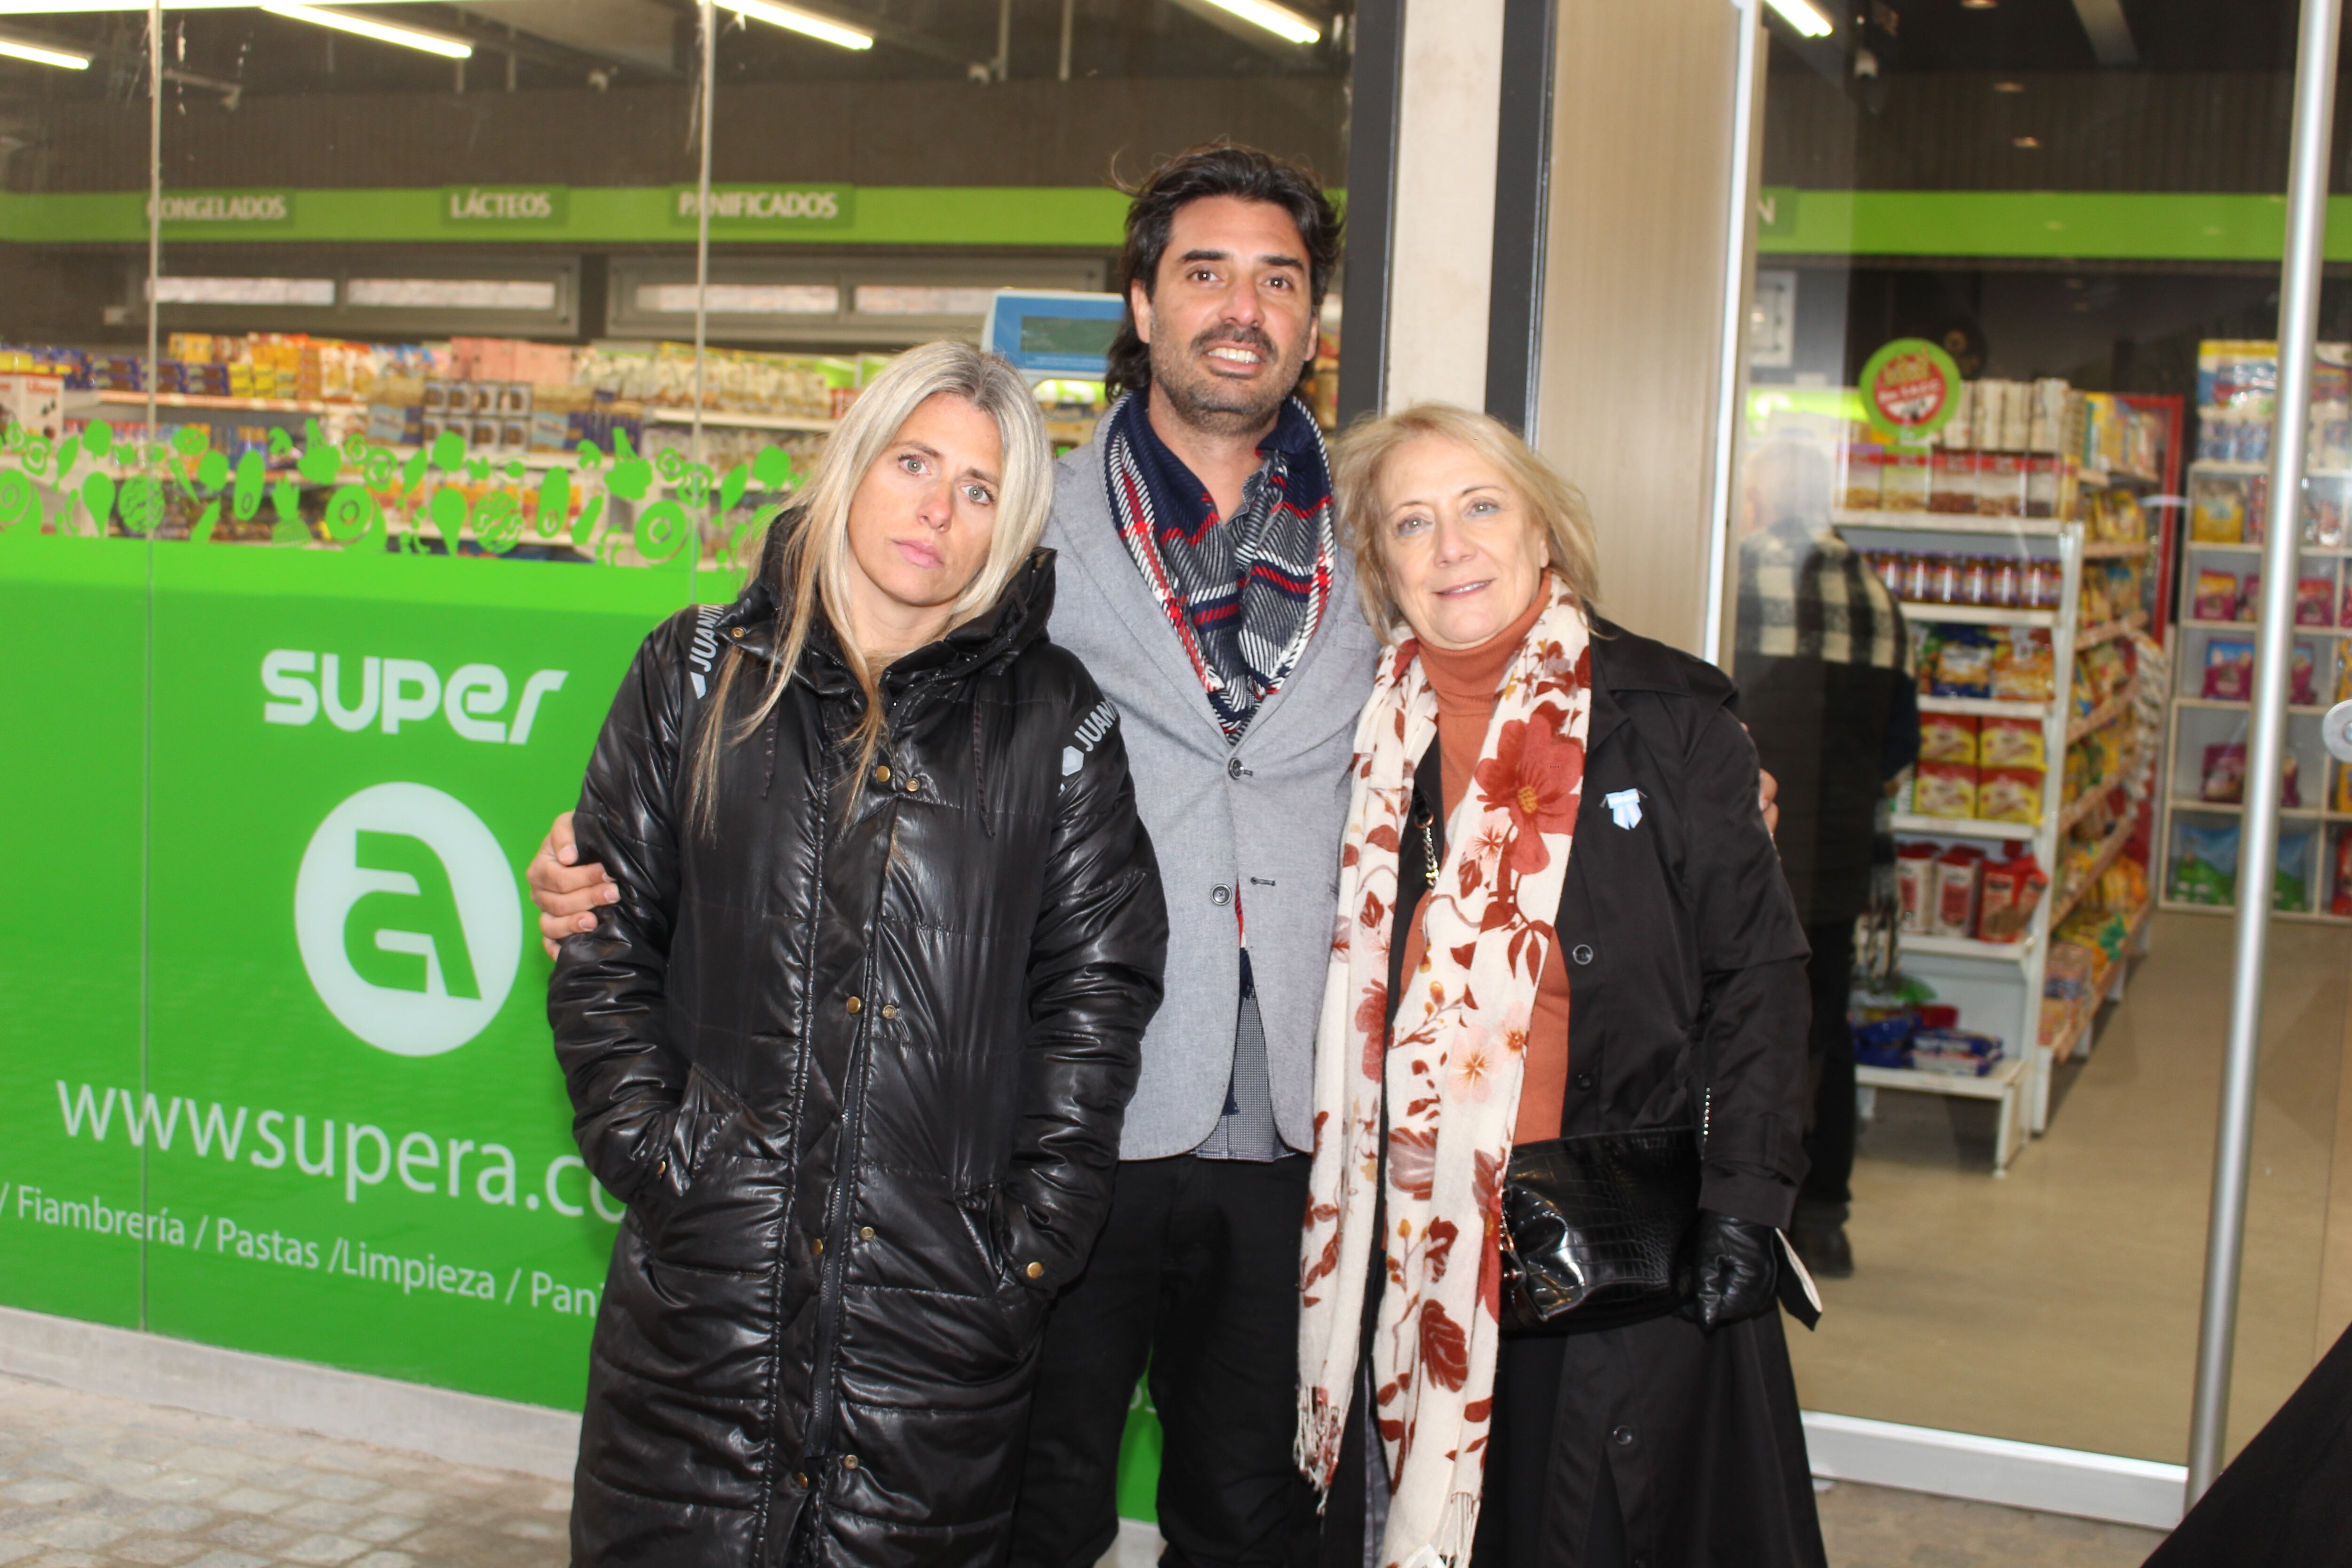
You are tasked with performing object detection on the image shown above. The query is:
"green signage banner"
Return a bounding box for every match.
[0,417,1169,1514]
[441,185,570,230]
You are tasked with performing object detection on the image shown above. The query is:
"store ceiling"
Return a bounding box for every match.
[0,0,1348,100]
[1794,0,2305,75]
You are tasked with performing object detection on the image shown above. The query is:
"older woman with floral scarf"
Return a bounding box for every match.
[1298,405,1824,1568]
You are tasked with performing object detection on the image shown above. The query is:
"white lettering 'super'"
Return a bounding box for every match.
[262,650,567,743]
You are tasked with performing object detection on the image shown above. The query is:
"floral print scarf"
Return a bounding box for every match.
[1296,574,1592,1568]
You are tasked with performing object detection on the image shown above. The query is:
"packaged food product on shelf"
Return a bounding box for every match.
[2333,828,2352,916]
[1930,448,1977,514]
[1978,851,2048,942]
[2194,568,2238,622]
[2195,745,2298,805]
[1919,712,1979,764]
[2278,827,2316,912]
[1977,767,2044,824]
[2169,818,2312,909]
[1883,446,1931,510]
[1911,1029,2005,1076]
[2298,576,2336,626]
[1932,845,1985,936]
[2202,638,2255,700]
[1915,762,1978,819]
[1930,629,1995,697]
[1896,842,1936,932]
[2191,474,2249,542]
[1979,716,2046,768]
[1840,438,1883,509]
[1992,628,2057,701]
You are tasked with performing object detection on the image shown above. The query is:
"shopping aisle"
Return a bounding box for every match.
[1788,912,2348,1464]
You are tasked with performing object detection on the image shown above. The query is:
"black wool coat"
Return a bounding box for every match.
[1340,617,1822,1568]
[549,549,1168,1568]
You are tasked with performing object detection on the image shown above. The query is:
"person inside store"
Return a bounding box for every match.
[1300,403,1825,1568]
[539,143,1362,1568]
[1731,436,1918,1279]
[545,338,1169,1567]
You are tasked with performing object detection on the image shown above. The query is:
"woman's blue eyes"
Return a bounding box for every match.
[1394,501,1502,535]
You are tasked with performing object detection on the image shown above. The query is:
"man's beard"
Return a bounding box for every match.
[1148,326,1303,436]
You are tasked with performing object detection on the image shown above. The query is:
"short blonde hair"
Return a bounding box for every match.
[1331,402,1602,641]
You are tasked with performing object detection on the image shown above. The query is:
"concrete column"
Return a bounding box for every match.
[1531,0,1761,651]
[1382,0,1506,410]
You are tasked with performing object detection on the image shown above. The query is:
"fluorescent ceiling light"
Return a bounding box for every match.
[0,32,90,67]
[348,278,556,310]
[1762,0,1833,38]
[854,286,995,318]
[636,283,839,315]
[1196,0,1319,45]
[261,2,473,59]
[151,276,335,305]
[723,0,872,50]
[0,1,447,10]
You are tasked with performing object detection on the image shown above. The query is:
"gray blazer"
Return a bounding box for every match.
[1044,414,1383,1159]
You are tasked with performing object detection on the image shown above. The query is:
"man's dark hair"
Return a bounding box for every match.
[1102,143,1341,401]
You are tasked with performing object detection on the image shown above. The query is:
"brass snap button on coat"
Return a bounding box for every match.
[842,1455,860,1471]
[729,626,745,640]
[904,776,921,793]
[873,764,892,785]
[812,1237,824,1258]
[880,1003,898,1020]
[859,1226,875,1241]
[845,996,862,1014]
[1025,1261,1044,1279]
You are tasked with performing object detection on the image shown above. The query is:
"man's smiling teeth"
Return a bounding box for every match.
[1208,347,1262,363]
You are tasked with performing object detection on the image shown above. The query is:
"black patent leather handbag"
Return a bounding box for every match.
[1495,1123,1703,1335]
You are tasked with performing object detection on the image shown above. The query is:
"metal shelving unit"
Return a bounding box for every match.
[1839,491,2160,1143]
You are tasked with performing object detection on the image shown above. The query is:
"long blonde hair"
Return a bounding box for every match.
[691,340,1052,828]
[1331,402,1602,641]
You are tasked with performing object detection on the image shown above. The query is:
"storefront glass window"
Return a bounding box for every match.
[1728,0,2344,1467]
[0,0,1351,1425]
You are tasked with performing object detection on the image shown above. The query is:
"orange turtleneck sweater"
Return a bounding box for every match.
[1394,588,1573,1146]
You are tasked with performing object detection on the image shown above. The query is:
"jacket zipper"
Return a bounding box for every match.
[795,717,911,1511]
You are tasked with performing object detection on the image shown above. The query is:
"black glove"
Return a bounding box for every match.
[1679,1210,1780,1331]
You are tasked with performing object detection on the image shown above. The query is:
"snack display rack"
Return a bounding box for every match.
[1820,382,2173,1164]
[2160,341,2352,923]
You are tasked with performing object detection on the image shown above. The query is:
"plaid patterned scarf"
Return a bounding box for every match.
[1735,517,1905,669]
[1104,390,1336,742]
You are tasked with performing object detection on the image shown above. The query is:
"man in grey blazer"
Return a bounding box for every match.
[530,146,1374,1568]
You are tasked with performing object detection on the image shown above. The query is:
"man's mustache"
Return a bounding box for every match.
[1188,326,1279,359]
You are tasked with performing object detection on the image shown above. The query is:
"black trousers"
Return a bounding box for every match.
[1800,921,1856,1208]
[1010,1154,1320,1568]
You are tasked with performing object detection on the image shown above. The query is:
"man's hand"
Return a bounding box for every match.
[1759,767,1780,839]
[529,810,618,960]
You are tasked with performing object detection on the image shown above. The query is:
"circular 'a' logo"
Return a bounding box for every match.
[294,782,521,1057]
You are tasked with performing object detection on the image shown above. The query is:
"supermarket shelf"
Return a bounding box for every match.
[2082,467,2164,488]
[2080,539,2156,559]
[1835,510,2067,536]
[2172,697,2329,716]
[95,390,332,414]
[2076,610,2149,647]
[647,406,837,433]
[2159,897,2352,925]
[1917,695,2053,719]
[2164,796,2331,820]
[2179,617,2352,638]
[2048,814,2139,931]
[1897,601,2058,628]
[1891,812,2039,842]
[1856,1055,2033,1172]
[2058,758,2145,835]
[2179,539,2352,557]
[2066,693,2137,743]
[2047,908,2147,1066]
[1856,1055,2030,1098]
[1901,931,2037,963]
[2190,459,2352,479]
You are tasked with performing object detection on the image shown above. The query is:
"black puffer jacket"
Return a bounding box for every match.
[549,546,1167,1567]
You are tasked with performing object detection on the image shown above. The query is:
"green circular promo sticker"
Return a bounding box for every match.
[1858,337,1963,442]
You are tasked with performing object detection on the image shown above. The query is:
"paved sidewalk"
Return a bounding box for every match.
[0,1372,566,1568]
[0,1369,2167,1568]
